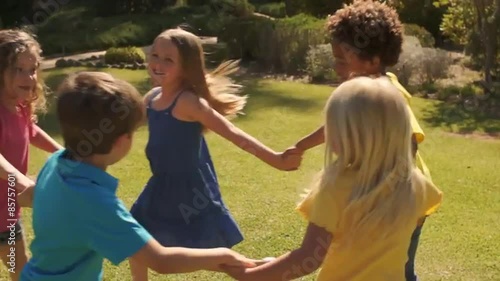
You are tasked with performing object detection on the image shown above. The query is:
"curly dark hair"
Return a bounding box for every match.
[327,0,403,67]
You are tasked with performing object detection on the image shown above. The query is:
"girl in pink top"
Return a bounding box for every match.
[0,29,62,281]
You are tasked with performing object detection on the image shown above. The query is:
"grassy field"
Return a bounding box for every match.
[2,67,499,280]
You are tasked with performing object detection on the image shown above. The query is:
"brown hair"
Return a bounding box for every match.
[56,72,145,157]
[327,0,403,67]
[0,29,47,119]
[155,28,246,119]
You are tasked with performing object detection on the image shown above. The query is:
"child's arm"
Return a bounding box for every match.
[130,239,258,274]
[86,197,259,274]
[290,125,325,153]
[223,223,332,281]
[181,93,301,171]
[30,126,63,153]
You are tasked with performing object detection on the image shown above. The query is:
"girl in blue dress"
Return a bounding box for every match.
[129,28,302,280]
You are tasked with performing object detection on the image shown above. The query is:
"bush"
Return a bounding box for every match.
[219,13,327,74]
[256,2,286,18]
[210,0,255,18]
[389,36,451,87]
[403,24,435,48]
[388,36,423,87]
[104,47,145,65]
[305,44,336,83]
[418,48,452,84]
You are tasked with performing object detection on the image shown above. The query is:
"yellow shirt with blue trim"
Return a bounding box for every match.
[297,168,443,281]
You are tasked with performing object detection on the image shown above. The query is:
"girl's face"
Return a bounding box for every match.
[2,50,38,102]
[148,38,183,87]
[331,43,381,82]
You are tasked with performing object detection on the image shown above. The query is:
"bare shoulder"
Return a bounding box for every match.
[143,87,161,105]
[174,91,211,121]
[176,91,210,111]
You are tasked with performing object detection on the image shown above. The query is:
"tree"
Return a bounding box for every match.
[436,0,499,91]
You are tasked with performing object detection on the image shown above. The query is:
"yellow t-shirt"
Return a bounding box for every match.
[297,168,443,281]
[386,72,432,180]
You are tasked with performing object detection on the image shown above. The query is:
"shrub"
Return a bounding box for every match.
[256,2,286,18]
[403,24,435,48]
[104,47,145,65]
[305,44,336,83]
[219,13,327,74]
[417,48,452,84]
[55,59,68,68]
[387,36,423,87]
[210,0,255,18]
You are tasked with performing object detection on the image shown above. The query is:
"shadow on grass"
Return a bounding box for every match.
[422,99,500,136]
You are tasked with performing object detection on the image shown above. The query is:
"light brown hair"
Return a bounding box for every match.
[56,72,145,157]
[0,29,47,119]
[155,28,246,119]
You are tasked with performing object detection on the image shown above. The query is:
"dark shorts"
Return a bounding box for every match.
[406,222,425,281]
[0,221,23,245]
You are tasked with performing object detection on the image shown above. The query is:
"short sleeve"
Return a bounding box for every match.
[414,171,443,217]
[422,179,443,216]
[84,198,153,265]
[407,105,425,144]
[297,187,339,234]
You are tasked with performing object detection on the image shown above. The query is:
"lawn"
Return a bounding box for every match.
[2,67,499,280]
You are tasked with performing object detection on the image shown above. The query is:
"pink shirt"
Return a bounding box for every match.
[0,104,38,232]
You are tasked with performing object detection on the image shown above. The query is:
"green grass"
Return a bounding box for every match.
[1,68,499,280]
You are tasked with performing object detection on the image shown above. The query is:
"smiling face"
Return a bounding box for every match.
[1,49,39,103]
[147,37,184,87]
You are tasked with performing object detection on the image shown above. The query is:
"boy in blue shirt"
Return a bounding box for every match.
[21,72,258,281]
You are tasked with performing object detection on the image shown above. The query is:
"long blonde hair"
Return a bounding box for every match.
[318,76,416,245]
[0,29,47,120]
[154,28,246,119]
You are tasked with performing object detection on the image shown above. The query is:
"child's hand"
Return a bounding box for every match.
[17,176,35,208]
[222,257,275,280]
[209,248,259,273]
[17,185,34,208]
[283,145,304,157]
[274,149,302,171]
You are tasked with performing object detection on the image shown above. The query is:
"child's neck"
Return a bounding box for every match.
[70,154,109,171]
[160,81,184,99]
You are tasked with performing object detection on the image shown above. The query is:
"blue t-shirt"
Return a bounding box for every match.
[21,149,152,281]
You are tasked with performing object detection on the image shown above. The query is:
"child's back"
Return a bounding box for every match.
[298,168,440,281]
[24,149,151,280]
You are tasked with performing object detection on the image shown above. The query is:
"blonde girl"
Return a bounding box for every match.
[224,77,442,281]
[0,29,62,280]
[129,28,301,280]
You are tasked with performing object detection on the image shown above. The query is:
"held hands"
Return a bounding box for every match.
[209,248,261,273]
[274,145,304,171]
[221,256,276,280]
